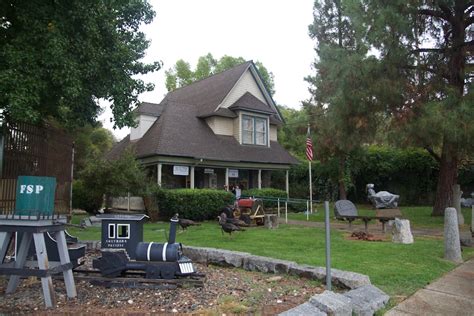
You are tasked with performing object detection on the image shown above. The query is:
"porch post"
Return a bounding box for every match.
[157,163,162,187]
[258,169,262,189]
[190,166,195,189]
[225,168,229,190]
[285,169,289,198]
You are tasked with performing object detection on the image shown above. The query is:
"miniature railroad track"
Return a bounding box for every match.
[61,269,205,289]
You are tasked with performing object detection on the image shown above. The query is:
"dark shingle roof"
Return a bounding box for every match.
[136,102,163,117]
[228,92,276,114]
[107,62,297,165]
[166,61,252,116]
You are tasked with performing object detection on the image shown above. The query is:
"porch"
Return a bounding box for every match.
[142,159,290,195]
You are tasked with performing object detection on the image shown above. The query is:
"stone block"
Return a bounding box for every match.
[206,248,249,267]
[331,269,371,289]
[181,246,209,263]
[279,302,326,316]
[288,265,326,280]
[243,255,296,274]
[392,219,414,244]
[344,285,389,316]
[444,207,463,263]
[264,214,279,229]
[309,290,352,316]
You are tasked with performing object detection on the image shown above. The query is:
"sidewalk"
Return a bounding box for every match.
[385,258,474,315]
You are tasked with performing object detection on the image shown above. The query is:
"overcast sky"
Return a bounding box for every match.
[100,0,316,140]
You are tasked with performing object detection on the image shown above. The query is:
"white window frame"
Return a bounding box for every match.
[108,223,115,239]
[117,224,130,239]
[241,115,268,146]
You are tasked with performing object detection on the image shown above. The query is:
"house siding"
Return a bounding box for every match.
[220,70,267,109]
[130,115,157,141]
[205,117,234,136]
[270,125,278,141]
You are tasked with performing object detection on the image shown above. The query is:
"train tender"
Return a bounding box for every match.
[92,213,196,280]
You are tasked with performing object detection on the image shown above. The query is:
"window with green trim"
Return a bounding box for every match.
[242,115,267,146]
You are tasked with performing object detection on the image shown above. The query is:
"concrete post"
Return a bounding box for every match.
[452,184,464,225]
[444,207,463,263]
[258,169,262,189]
[157,163,162,187]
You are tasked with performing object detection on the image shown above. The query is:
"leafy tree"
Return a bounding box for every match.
[306,0,381,199]
[276,105,309,159]
[165,53,275,96]
[72,124,116,174]
[349,0,474,215]
[75,148,148,212]
[0,0,161,129]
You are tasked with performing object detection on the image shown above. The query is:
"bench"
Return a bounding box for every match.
[334,200,401,232]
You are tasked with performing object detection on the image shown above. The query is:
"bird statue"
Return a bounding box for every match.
[217,215,245,236]
[175,213,201,231]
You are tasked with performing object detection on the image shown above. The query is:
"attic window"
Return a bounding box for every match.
[242,115,267,146]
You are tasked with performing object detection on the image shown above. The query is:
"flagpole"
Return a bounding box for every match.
[307,124,313,214]
[309,158,312,213]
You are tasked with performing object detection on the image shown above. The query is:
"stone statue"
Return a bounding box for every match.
[366,183,399,209]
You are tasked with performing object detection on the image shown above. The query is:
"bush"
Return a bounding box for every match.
[72,179,103,213]
[242,188,287,207]
[156,189,234,221]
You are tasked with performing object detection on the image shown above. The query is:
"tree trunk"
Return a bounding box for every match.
[338,157,347,200]
[432,140,458,216]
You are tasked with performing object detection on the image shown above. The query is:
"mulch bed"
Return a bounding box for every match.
[347,231,385,242]
[0,250,324,315]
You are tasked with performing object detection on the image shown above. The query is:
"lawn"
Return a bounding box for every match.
[285,204,473,229]
[68,213,474,304]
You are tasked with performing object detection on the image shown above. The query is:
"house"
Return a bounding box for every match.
[107,61,299,194]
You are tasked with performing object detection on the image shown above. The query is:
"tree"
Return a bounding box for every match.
[72,124,116,174]
[350,0,474,215]
[75,148,148,212]
[306,0,381,199]
[165,53,276,96]
[0,0,161,129]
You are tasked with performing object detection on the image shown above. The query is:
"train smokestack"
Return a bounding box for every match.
[169,214,179,244]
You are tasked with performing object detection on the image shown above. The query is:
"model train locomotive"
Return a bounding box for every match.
[92,213,196,280]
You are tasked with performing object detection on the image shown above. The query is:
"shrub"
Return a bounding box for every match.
[156,189,234,221]
[72,179,103,213]
[242,188,286,207]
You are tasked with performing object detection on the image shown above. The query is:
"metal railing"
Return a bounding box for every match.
[239,195,320,222]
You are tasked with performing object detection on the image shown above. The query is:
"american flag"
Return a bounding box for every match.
[306,126,313,161]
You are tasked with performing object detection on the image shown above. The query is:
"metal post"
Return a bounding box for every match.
[285,170,289,198]
[277,198,280,218]
[127,192,131,212]
[325,201,331,291]
[69,143,75,215]
[309,161,313,213]
[306,200,309,221]
[285,201,288,224]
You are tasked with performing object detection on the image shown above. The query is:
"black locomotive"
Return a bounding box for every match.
[92,213,196,279]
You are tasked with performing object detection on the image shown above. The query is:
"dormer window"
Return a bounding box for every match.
[242,115,267,146]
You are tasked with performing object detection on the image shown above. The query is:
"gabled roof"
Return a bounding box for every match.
[228,92,276,115]
[165,61,252,117]
[108,100,297,165]
[107,61,297,165]
[135,102,163,117]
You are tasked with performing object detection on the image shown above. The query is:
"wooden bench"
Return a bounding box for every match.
[335,200,401,232]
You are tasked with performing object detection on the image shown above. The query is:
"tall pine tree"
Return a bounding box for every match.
[352,0,473,215]
[306,0,382,199]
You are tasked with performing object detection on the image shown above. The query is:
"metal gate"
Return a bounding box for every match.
[0,121,73,214]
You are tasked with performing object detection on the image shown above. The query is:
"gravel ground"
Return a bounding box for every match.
[0,250,324,315]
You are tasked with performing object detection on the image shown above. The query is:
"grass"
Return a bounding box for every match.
[68,214,474,303]
[285,204,473,229]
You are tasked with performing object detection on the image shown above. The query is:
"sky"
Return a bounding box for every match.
[100,0,316,140]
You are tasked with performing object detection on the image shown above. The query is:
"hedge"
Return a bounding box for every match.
[155,189,234,221]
